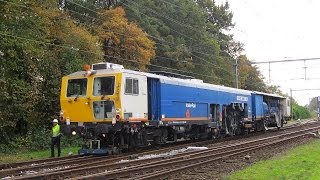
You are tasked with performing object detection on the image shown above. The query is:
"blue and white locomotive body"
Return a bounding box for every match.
[252,92,290,130]
[60,62,290,154]
[145,73,254,138]
[157,78,252,121]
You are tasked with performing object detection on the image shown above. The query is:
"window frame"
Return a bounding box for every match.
[124,77,139,95]
[66,78,88,98]
[92,75,116,96]
[93,100,116,119]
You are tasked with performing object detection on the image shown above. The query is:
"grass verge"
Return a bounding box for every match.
[228,139,320,180]
[0,146,80,164]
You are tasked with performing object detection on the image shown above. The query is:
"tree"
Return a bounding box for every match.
[64,0,240,86]
[0,0,103,145]
[308,97,318,112]
[292,102,311,120]
[96,7,155,70]
[122,0,234,84]
[237,55,267,91]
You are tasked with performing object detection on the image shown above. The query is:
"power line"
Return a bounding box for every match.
[63,0,233,74]
[147,34,219,58]
[291,88,320,92]
[122,2,229,68]
[252,57,320,82]
[127,1,205,37]
[100,44,230,74]
[63,0,225,69]
[123,1,218,52]
[251,57,320,64]
[0,32,223,81]
[1,0,232,80]
[0,0,28,8]
[65,0,103,15]
[0,32,98,55]
[134,0,236,58]
[122,1,220,49]
[1,0,226,73]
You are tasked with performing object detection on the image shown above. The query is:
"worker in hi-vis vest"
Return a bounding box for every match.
[51,119,61,157]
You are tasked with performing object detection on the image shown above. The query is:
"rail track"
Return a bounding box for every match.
[1,120,319,179]
[71,125,320,180]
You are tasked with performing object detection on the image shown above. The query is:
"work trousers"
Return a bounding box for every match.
[51,136,61,157]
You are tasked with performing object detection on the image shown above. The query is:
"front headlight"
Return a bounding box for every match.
[66,117,70,125]
[59,110,64,117]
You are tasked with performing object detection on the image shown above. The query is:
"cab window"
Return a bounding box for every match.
[67,78,87,97]
[125,78,139,95]
[93,100,115,119]
[93,76,115,96]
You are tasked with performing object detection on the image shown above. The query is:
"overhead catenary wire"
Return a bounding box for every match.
[0,0,229,74]
[3,0,320,84]
[0,0,231,80]
[65,0,103,15]
[122,1,217,51]
[121,1,237,74]
[71,2,320,86]
[251,57,320,64]
[101,45,216,69]
[147,32,221,59]
[0,32,222,81]
[125,1,205,38]
[62,0,234,74]
[123,0,234,59]
[63,0,225,69]
[6,1,319,74]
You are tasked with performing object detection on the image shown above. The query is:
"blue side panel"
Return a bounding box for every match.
[253,94,264,118]
[169,101,208,118]
[148,78,161,120]
[159,83,252,119]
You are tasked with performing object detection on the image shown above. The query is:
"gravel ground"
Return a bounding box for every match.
[171,136,316,180]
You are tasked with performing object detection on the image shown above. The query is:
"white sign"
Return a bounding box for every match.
[186,103,196,108]
[237,96,248,102]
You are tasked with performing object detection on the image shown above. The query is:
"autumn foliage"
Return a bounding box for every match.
[97,7,155,70]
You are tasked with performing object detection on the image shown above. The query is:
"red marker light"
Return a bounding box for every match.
[115,114,120,120]
[83,64,90,71]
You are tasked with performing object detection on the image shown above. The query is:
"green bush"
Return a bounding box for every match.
[0,127,82,154]
[292,102,311,120]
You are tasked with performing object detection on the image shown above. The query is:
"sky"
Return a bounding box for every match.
[215,0,320,106]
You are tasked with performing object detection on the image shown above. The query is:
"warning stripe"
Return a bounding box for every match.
[162,117,209,121]
[127,117,148,122]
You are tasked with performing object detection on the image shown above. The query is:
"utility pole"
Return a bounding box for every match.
[318,96,320,121]
[234,58,238,89]
[290,88,293,120]
[268,62,271,83]
[303,60,307,80]
[290,88,320,120]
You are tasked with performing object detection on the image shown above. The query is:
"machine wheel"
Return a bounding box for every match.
[228,116,237,136]
[241,127,249,135]
[263,119,268,132]
[173,132,177,142]
[274,113,281,130]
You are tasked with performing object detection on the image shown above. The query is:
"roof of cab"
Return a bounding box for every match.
[65,67,286,98]
[254,91,286,99]
[122,69,252,96]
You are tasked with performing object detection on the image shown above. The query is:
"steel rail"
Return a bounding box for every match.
[0,156,106,178]
[0,155,84,170]
[15,123,320,180]
[3,120,318,179]
[134,133,312,180]
[74,126,320,179]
